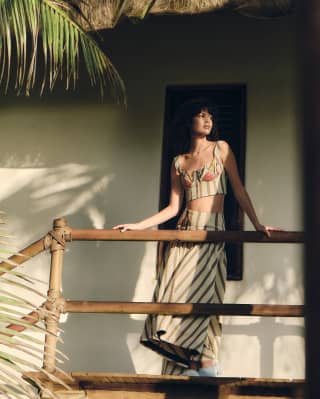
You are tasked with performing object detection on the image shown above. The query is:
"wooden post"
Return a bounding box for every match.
[300,1,320,397]
[43,218,69,373]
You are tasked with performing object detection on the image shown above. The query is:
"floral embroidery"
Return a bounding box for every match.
[203,171,218,181]
[180,160,221,187]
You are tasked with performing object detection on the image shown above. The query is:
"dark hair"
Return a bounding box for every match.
[172,97,219,155]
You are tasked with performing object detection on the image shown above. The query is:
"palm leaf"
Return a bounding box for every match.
[0,0,126,102]
[0,327,45,345]
[0,222,70,398]
[0,367,38,398]
[0,268,46,284]
[1,335,68,364]
[0,277,48,298]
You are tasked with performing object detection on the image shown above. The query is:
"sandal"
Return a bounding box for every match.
[198,365,220,377]
[181,369,200,376]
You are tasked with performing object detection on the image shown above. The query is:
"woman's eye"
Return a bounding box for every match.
[198,112,212,119]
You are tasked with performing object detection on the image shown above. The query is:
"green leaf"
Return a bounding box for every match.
[0,0,126,101]
[0,277,47,298]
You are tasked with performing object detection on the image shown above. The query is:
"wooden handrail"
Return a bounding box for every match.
[3,223,305,339]
[64,301,304,317]
[1,219,305,374]
[70,229,304,243]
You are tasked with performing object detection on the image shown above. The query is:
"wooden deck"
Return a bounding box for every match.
[25,372,305,399]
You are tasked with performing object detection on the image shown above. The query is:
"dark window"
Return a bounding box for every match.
[158,84,246,280]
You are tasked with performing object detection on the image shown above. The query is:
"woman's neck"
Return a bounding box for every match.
[189,135,209,154]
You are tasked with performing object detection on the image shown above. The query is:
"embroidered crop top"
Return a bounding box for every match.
[174,142,227,202]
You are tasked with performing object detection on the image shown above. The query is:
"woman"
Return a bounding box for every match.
[113,99,278,377]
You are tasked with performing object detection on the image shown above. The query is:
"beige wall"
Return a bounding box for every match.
[0,13,303,377]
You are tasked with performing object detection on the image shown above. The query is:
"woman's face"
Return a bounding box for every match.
[191,108,213,136]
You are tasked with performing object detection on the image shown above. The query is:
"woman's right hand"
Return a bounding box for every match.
[112,223,142,232]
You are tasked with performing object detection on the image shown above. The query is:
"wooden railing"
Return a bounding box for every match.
[1,217,304,374]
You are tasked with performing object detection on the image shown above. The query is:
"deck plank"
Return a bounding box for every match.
[25,372,305,399]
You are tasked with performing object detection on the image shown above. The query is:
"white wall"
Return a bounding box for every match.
[0,13,303,378]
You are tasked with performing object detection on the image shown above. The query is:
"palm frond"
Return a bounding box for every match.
[0,0,126,102]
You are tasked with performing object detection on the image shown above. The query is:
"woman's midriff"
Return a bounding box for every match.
[186,194,225,213]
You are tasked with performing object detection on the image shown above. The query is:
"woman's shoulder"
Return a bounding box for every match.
[173,153,192,175]
[214,140,231,155]
[215,139,229,149]
[174,152,189,162]
[214,141,232,166]
[172,154,184,174]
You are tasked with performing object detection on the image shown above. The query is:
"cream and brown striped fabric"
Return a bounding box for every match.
[140,208,227,375]
[174,141,227,202]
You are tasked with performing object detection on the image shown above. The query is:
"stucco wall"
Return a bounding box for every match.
[0,13,303,378]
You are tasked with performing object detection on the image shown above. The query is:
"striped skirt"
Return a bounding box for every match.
[140,208,227,375]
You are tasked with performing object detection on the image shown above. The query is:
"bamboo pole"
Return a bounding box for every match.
[0,238,47,275]
[43,218,69,373]
[70,229,304,243]
[64,301,304,317]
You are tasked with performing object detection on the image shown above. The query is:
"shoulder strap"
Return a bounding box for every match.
[214,141,222,159]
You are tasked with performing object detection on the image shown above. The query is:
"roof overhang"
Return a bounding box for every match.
[79,0,296,31]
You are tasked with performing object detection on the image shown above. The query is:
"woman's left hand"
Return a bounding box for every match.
[255,223,285,238]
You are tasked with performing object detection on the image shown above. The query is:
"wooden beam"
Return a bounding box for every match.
[301,0,320,398]
[64,301,304,317]
[70,229,303,243]
[24,371,304,386]
[24,372,305,399]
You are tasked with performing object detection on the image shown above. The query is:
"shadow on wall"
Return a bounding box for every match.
[0,164,113,241]
[0,89,162,373]
[0,162,152,373]
[221,246,304,378]
[221,318,304,378]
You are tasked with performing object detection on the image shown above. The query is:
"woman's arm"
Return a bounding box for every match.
[219,140,280,237]
[112,160,184,232]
